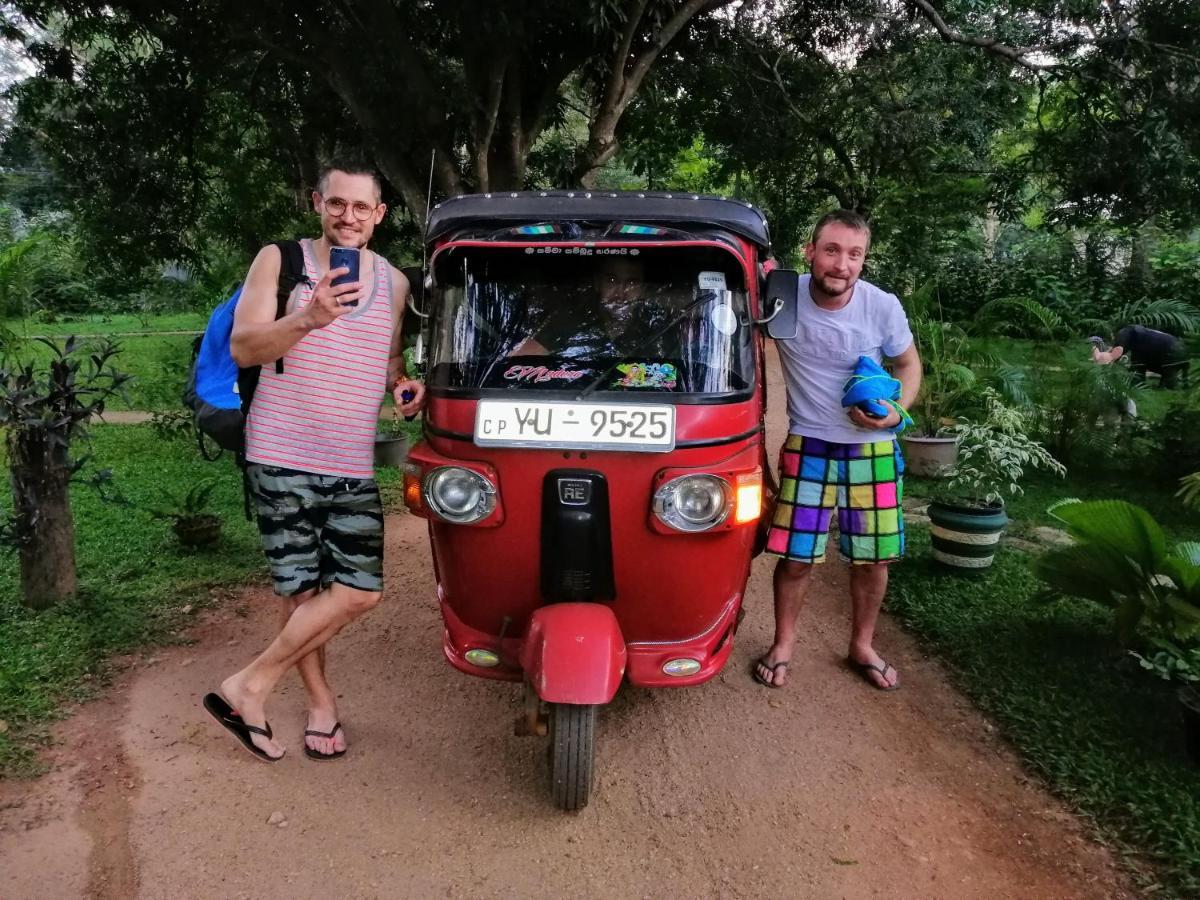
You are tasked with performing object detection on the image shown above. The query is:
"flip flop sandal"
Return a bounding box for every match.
[304,722,347,761]
[846,658,901,692]
[752,656,789,689]
[202,693,284,762]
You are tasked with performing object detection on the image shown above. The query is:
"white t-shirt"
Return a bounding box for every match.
[775,274,913,444]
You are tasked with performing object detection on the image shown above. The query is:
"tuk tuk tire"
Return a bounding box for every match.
[549,703,596,811]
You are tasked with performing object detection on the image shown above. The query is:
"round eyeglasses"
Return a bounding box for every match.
[321,196,378,221]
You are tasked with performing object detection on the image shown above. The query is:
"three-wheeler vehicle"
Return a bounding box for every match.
[403,191,782,809]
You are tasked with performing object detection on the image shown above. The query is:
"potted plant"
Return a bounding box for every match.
[901,280,979,476]
[152,478,223,547]
[927,389,1065,572]
[1035,499,1200,763]
[374,415,412,468]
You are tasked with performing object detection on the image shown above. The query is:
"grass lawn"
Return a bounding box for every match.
[3,311,209,336]
[0,423,410,776]
[898,474,1200,896]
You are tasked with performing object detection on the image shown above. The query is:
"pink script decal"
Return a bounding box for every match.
[503,365,589,384]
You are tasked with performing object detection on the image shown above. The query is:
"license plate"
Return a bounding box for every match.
[474,400,675,452]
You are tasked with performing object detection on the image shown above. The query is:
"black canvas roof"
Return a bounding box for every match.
[426,190,771,248]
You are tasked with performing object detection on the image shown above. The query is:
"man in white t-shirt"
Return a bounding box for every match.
[754,210,922,692]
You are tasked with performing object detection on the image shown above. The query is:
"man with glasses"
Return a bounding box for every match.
[203,162,426,762]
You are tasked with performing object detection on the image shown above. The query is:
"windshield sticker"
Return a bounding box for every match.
[504,365,589,384]
[710,304,739,336]
[698,271,727,291]
[617,224,665,235]
[613,362,679,390]
[522,246,639,256]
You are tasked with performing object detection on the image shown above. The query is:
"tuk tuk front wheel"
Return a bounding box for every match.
[548,703,596,811]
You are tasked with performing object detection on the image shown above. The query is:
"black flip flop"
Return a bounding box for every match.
[202,693,284,762]
[752,656,789,689]
[846,657,901,692]
[303,722,347,761]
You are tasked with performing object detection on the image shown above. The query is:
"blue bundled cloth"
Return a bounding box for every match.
[841,355,913,432]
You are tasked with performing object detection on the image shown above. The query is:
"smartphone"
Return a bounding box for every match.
[329,246,360,306]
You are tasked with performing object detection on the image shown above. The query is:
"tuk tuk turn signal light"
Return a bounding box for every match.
[734,471,763,525]
[403,467,424,512]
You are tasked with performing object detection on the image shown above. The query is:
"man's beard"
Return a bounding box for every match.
[327,223,366,248]
[811,272,856,297]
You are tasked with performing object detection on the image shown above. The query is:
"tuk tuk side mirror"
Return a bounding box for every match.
[759,269,800,340]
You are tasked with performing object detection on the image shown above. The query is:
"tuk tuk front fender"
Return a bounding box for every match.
[521,604,626,705]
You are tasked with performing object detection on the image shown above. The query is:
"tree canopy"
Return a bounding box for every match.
[4,1,1200,267]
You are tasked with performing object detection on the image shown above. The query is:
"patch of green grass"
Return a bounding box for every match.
[0,425,264,774]
[892,526,1200,896]
[4,311,209,336]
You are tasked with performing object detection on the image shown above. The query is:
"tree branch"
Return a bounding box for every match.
[903,0,1059,72]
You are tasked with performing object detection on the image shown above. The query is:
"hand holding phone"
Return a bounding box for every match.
[329,246,361,306]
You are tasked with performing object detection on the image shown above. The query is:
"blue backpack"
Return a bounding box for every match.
[184,240,308,457]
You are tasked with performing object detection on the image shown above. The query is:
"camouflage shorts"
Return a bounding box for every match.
[246,463,384,597]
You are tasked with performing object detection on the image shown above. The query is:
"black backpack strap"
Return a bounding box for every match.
[270,240,307,374]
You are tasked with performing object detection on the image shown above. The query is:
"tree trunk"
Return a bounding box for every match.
[9,430,77,610]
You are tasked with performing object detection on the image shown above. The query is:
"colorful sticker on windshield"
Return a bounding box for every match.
[613,362,678,390]
[617,224,665,235]
[511,223,560,236]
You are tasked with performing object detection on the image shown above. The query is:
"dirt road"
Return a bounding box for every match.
[1,348,1133,899]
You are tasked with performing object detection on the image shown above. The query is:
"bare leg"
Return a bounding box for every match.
[847,563,899,688]
[278,592,344,756]
[756,560,814,687]
[220,583,382,756]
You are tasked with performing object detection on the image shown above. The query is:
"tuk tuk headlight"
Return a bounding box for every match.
[423,466,497,524]
[653,474,732,532]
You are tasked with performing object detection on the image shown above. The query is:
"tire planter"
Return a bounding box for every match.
[927,499,1007,572]
[900,435,959,478]
[1181,685,1200,766]
[373,433,409,468]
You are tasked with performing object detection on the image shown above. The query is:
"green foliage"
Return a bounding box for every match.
[0,336,131,462]
[888,530,1200,897]
[148,478,219,523]
[943,389,1065,506]
[1179,472,1200,511]
[907,282,979,436]
[1132,639,1200,686]
[1028,358,1142,467]
[1035,500,1200,648]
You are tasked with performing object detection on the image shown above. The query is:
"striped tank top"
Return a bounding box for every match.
[245,239,394,479]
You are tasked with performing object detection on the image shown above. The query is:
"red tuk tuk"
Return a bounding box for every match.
[403,191,780,809]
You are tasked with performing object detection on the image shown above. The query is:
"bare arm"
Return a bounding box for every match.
[890,341,922,411]
[230,244,362,367]
[387,265,427,416]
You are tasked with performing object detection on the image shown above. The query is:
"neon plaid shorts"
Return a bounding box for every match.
[765,434,905,564]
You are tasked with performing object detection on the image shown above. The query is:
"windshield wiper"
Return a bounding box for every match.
[576,290,715,398]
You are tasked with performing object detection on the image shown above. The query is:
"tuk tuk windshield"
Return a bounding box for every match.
[429,247,753,397]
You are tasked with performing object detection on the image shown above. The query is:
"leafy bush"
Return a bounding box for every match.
[941,388,1065,505]
[1036,499,1200,648]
